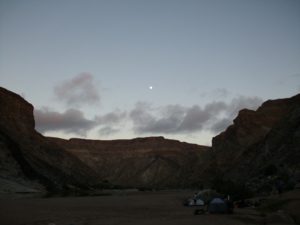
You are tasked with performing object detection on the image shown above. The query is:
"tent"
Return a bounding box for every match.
[195,189,222,204]
[185,197,205,206]
[194,198,205,206]
[208,198,228,213]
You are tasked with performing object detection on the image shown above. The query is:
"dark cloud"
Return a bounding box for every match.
[129,102,179,133]
[34,107,95,136]
[34,107,127,137]
[204,101,227,112]
[129,102,154,124]
[130,96,263,135]
[95,110,127,136]
[130,102,225,134]
[54,73,100,106]
[205,96,263,133]
[178,105,209,132]
[35,90,263,138]
[95,110,127,125]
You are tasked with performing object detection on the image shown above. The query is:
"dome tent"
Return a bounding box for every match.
[208,198,228,213]
[195,189,222,204]
[185,197,205,206]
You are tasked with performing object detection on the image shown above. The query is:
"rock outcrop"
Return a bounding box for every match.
[0,87,101,194]
[1,85,299,195]
[211,94,300,193]
[212,94,300,154]
[0,87,209,192]
[50,137,209,189]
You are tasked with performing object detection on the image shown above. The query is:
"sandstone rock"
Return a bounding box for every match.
[51,137,209,189]
[1,86,299,194]
[211,93,300,193]
[0,87,209,191]
[0,87,101,194]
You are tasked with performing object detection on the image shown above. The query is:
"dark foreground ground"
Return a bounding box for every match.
[0,190,299,225]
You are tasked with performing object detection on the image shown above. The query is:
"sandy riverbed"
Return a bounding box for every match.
[0,191,268,225]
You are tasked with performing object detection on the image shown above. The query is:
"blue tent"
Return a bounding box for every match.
[208,198,228,213]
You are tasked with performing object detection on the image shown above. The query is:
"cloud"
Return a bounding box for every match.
[34,107,95,136]
[129,102,179,133]
[35,107,128,137]
[35,88,263,139]
[95,110,127,136]
[95,110,127,125]
[205,96,263,133]
[54,73,100,106]
[178,105,209,132]
[130,102,224,134]
[130,96,263,135]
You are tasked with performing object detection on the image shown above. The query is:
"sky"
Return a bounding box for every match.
[1,0,300,145]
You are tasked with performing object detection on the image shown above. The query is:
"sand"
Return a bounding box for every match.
[0,191,268,225]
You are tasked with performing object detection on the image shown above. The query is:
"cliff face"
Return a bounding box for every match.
[211,94,300,186]
[1,86,299,194]
[0,87,100,194]
[50,137,210,189]
[212,95,300,152]
[0,87,209,191]
[0,88,40,193]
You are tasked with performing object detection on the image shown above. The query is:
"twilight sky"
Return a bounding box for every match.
[1,0,300,145]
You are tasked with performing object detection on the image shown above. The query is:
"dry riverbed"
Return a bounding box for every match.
[0,190,298,225]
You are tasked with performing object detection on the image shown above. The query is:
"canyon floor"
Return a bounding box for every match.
[1,190,298,225]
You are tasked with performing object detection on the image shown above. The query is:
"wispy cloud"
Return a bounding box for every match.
[54,73,100,106]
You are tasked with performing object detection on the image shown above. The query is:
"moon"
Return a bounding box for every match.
[149,86,153,90]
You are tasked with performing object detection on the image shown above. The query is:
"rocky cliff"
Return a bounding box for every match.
[50,137,209,189]
[211,94,300,194]
[0,87,101,194]
[0,87,209,192]
[1,86,299,195]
